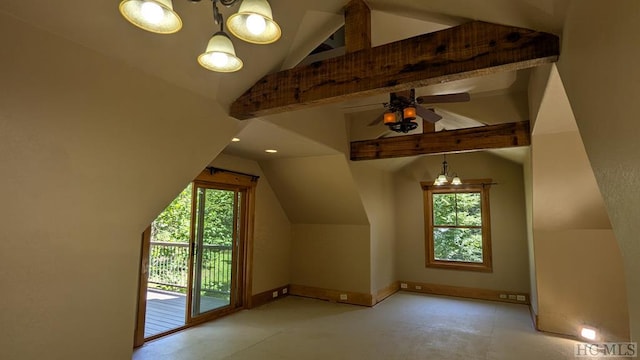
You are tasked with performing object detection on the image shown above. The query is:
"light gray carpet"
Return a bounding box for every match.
[133,292,581,360]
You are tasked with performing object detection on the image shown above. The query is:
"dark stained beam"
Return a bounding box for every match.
[350,121,530,161]
[344,0,371,52]
[230,21,559,120]
[423,119,435,133]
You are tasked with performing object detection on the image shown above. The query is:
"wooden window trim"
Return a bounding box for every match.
[421,179,493,272]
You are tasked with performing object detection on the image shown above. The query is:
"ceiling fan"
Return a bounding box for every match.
[367,89,471,133]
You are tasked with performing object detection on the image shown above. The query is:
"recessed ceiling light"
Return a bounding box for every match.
[265,149,278,153]
[231,137,240,142]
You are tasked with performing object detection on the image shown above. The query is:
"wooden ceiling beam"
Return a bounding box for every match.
[229,21,559,120]
[344,0,371,52]
[350,121,530,161]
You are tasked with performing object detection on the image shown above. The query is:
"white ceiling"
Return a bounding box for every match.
[0,0,569,164]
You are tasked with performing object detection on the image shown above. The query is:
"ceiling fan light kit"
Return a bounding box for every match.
[118,0,281,72]
[369,89,470,134]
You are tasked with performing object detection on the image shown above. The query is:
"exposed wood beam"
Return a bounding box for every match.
[350,121,530,161]
[344,0,371,52]
[230,21,559,120]
[423,119,435,133]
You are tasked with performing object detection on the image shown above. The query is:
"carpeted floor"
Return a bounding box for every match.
[133,292,581,360]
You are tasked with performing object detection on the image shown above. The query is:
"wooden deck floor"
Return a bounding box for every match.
[145,289,229,338]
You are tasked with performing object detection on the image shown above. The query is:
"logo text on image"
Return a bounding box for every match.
[575,342,637,358]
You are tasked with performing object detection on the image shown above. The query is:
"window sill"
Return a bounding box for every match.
[426,260,493,273]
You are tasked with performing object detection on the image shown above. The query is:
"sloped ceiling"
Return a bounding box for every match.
[260,155,370,225]
[532,65,611,229]
[0,1,571,167]
[0,0,569,231]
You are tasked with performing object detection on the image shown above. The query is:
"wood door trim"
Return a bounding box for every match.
[133,226,151,348]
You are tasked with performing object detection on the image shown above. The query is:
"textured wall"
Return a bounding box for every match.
[557,0,639,342]
[395,152,530,293]
[0,13,237,360]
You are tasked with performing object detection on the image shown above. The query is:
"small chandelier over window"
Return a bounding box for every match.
[118,0,281,72]
[433,155,462,186]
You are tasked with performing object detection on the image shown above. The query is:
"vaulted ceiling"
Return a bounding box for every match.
[0,0,570,163]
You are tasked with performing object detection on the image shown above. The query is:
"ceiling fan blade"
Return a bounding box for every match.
[416,106,442,123]
[342,103,383,110]
[368,113,385,126]
[416,92,470,104]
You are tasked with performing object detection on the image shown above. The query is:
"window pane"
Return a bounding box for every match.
[433,227,483,263]
[433,193,457,226]
[455,193,482,226]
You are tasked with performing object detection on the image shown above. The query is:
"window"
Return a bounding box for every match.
[421,179,492,272]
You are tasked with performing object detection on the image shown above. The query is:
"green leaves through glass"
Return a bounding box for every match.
[432,191,483,263]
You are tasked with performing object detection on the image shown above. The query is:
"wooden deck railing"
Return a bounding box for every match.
[148,241,232,298]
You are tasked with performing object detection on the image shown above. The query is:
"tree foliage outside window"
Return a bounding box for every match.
[422,180,492,272]
[433,192,483,262]
[148,183,237,297]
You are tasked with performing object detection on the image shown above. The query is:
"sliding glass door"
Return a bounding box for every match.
[135,170,255,346]
[189,185,245,319]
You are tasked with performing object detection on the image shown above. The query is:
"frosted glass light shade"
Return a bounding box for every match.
[226,0,281,44]
[451,176,462,185]
[119,0,182,34]
[198,32,243,72]
[436,174,448,184]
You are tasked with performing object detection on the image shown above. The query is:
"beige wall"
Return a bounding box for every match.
[530,62,629,341]
[290,224,371,294]
[522,150,538,313]
[350,163,397,294]
[0,13,237,360]
[527,62,630,338]
[558,0,640,342]
[535,230,629,340]
[531,128,629,341]
[210,154,292,294]
[260,154,371,294]
[395,152,530,293]
[532,131,629,340]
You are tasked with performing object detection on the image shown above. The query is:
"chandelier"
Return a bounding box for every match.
[118,0,281,72]
[433,155,462,186]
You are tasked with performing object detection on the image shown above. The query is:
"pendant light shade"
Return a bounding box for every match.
[198,32,243,72]
[226,0,281,44]
[119,0,182,34]
[433,156,463,186]
[436,174,448,184]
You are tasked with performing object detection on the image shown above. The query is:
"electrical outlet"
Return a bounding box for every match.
[499,294,507,299]
[516,295,526,301]
[272,291,278,298]
[339,294,348,300]
[282,288,287,294]
[415,285,422,290]
[400,283,408,289]
[508,294,517,300]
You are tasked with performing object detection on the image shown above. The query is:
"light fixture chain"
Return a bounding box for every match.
[211,0,224,31]
[218,0,241,7]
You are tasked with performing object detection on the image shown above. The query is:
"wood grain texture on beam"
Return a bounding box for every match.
[230,21,559,120]
[344,0,371,52]
[350,121,531,161]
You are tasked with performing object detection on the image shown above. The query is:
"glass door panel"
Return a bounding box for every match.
[191,186,237,317]
[143,184,192,338]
